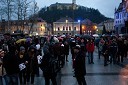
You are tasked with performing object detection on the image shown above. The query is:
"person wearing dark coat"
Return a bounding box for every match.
[25,45,38,85]
[17,46,28,85]
[109,39,118,64]
[74,46,87,85]
[40,48,57,85]
[3,45,19,85]
[64,41,69,62]
[102,41,110,66]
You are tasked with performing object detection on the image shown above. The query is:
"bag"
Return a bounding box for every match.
[37,55,43,64]
[19,63,26,71]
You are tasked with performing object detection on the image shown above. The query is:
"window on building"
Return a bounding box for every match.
[58,27,60,31]
[74,27,76,30]
[66,27,68,30]
[63,33,65,34]
[63,26,65,31]
[69,26,71,30]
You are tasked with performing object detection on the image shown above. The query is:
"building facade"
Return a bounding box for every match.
[104,19,114,33]
[97,19,114,35]
[0,18,48,36]
[53,17,80,35]
[81,19,97,35]
[32,19,47,36]
[114,0,128,34]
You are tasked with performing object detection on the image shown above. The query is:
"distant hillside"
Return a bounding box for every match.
[38,4,110,24]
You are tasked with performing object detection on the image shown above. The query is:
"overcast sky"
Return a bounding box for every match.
[36,0,122,18]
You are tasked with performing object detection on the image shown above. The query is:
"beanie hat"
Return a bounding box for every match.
[20,46,25,51]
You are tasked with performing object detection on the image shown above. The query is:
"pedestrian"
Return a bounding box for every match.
[98,38,105,59]
[17,46,28,85]
[26,45,38,85]
[109,39,118,64]
[102,41,110,66]
[3,45,19,85]
[64,41,69,62]
[73,45,87,85]
[86,39,95,64]
[0,49,6,85]
[40,47,57,85]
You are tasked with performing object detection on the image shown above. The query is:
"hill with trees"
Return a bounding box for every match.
[38,4,110,24]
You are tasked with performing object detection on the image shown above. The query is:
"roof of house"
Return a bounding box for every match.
[55,17,74,22]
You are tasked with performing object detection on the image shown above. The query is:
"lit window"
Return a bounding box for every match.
[66,27,68,30]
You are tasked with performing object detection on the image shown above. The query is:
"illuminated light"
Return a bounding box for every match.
[66,20,68,23]
[78,20,80,22]
[36,33,38,36]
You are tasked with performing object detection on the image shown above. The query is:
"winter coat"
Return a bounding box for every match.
[25,53,38,74]
[3,53,19,75]
[40,53,57,77]
[64,44,69,55]
[74,51,86,77]
[86,42,95,52]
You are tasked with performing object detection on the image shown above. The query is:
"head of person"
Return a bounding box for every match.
[20,46,25,54]
[74,45,80,54]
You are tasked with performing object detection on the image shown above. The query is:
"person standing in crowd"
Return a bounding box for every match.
[64,41,69,62]
[98,38,105,59]
[3,45,19,85]
[117,37,124,63]
[40,47,57,85]
[123,39,128,58]
[0,49,6,85]
[102,41,110,66]
[17,46,28,85]
[86,39,95,64]
[109,39,118,64]
[74,45,87,85]
[26,45,38,85]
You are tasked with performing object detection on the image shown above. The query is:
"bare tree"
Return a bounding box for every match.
[28,0,39,34]
[12,0,39,33]
[0,0,15,32]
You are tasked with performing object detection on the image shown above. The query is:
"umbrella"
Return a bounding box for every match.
[92,34,99,37]
[16,39,26,44]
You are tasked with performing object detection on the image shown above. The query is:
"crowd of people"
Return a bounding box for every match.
[0,33,128,85]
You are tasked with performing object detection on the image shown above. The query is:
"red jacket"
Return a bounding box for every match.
[86,42,95,52]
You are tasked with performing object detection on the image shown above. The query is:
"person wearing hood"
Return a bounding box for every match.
[25,45,38,85]
[17,46,28,85]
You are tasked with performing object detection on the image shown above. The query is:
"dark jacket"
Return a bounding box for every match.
[26,52,38,74]
[64,43,69,55]
[3,52,19,75]
[74,51,86,77]
[40,53,57,77]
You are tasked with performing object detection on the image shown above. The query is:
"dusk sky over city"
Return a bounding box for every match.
[36,0,122,18]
